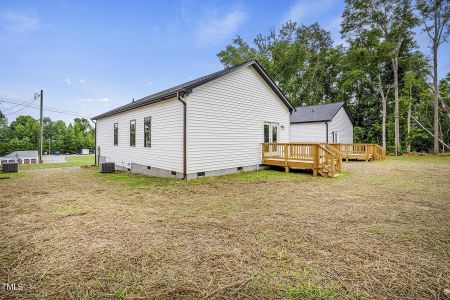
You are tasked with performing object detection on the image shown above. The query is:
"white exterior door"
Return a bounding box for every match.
[264,122,280,156]
[264,122,279,143]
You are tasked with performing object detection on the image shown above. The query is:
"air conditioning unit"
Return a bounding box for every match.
[2,162,19,173]
[100,162,115,173]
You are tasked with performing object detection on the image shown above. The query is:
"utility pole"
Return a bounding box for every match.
[48,138,51,156]
[39,90,43,163]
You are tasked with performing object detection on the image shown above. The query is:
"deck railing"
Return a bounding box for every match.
[328,143,386,161]
[261,143,341,176]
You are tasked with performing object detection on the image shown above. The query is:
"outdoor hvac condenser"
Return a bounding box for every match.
[2,162,19,173]
[100,162,115,173]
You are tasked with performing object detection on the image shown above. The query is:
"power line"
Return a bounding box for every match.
[2,98,36,113]
[4,98,38,115]
[0,98,92,118]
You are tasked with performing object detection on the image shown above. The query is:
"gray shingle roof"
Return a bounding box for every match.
[290,102,353,124]
[92,60,293,120]
[2,151,38,159]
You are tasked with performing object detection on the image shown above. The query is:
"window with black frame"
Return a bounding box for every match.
[113,123,118,146]
[144,117,151,147]
[130,120,136,146]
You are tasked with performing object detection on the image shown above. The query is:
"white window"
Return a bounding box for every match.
[113,123,118,146]
[332,131,339,143]
[144,117,151,147]
[130,120,136,147]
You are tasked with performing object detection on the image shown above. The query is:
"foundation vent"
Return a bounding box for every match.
[197,172,205,177]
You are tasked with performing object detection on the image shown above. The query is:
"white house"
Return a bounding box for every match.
[290,102,354,144]
[93,60,294,179]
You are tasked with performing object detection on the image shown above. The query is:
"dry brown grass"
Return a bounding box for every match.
[0,157,449,299]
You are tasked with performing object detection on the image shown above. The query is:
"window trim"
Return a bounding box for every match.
[144,116,151,148]
[113,123,118,146]
[130,119,136,147]
[332,131,339,143]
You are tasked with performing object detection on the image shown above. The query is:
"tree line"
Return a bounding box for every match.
[0,115,94,155]
[217,0,450,154]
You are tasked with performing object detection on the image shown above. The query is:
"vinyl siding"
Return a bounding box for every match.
[289,122,327,142]
[186,65,290,174]
[96,97,183,172]
[328,107,353,143]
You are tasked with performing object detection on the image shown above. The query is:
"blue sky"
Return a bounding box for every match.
[0,0,448,123]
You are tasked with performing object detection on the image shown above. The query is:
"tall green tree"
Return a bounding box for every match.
[217,21,342,107]
[51,120,67,153]
[0,115,10,154]
[8,115,39,151]
[438,73,450,148]
[416,0,450,153]
[342,0,418,155]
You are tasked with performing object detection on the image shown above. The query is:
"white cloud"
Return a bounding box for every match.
[326,16,344,46]
[96,98,111,104]
[79,79,86,84]
[281,0,345,46]
[0,11,40,33]
[282,0,336,24]
[141,78,154,86]
[76,97,111,107]
[76,98,93,107]
[64,78,72,85]
[195,9,247,47]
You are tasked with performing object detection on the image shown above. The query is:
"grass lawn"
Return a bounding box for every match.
[0,156,449,299]
[16,155,95,170]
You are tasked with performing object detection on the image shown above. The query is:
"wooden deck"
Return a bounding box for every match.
[262,143,386,177]
[262,143,342,177]
[328,143,386,162]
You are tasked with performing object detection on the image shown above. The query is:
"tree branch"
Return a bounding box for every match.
[412,116,450,150]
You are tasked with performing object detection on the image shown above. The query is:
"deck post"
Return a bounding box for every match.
[331,155,335,177]
[261,143,265,163]
[345,144,349,162]
[365,145,369,162]
[284,144,289,173]
[313,144,319,176]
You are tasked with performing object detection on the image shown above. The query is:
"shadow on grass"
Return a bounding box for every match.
[91,167,318,188]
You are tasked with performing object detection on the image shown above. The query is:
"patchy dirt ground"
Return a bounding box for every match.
[0,157,449,299]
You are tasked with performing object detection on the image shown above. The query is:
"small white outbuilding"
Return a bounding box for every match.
[290,102,354,144]
[93,60,294,179]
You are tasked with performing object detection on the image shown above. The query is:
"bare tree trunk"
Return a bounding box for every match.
[393,56,400,155]
[378,74,387,149]
[433,44,439,154]
[407,84,412,152]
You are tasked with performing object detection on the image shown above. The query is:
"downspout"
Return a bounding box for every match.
[177,92,187,180]
[325,121,329,144]
[92,119,97,166]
